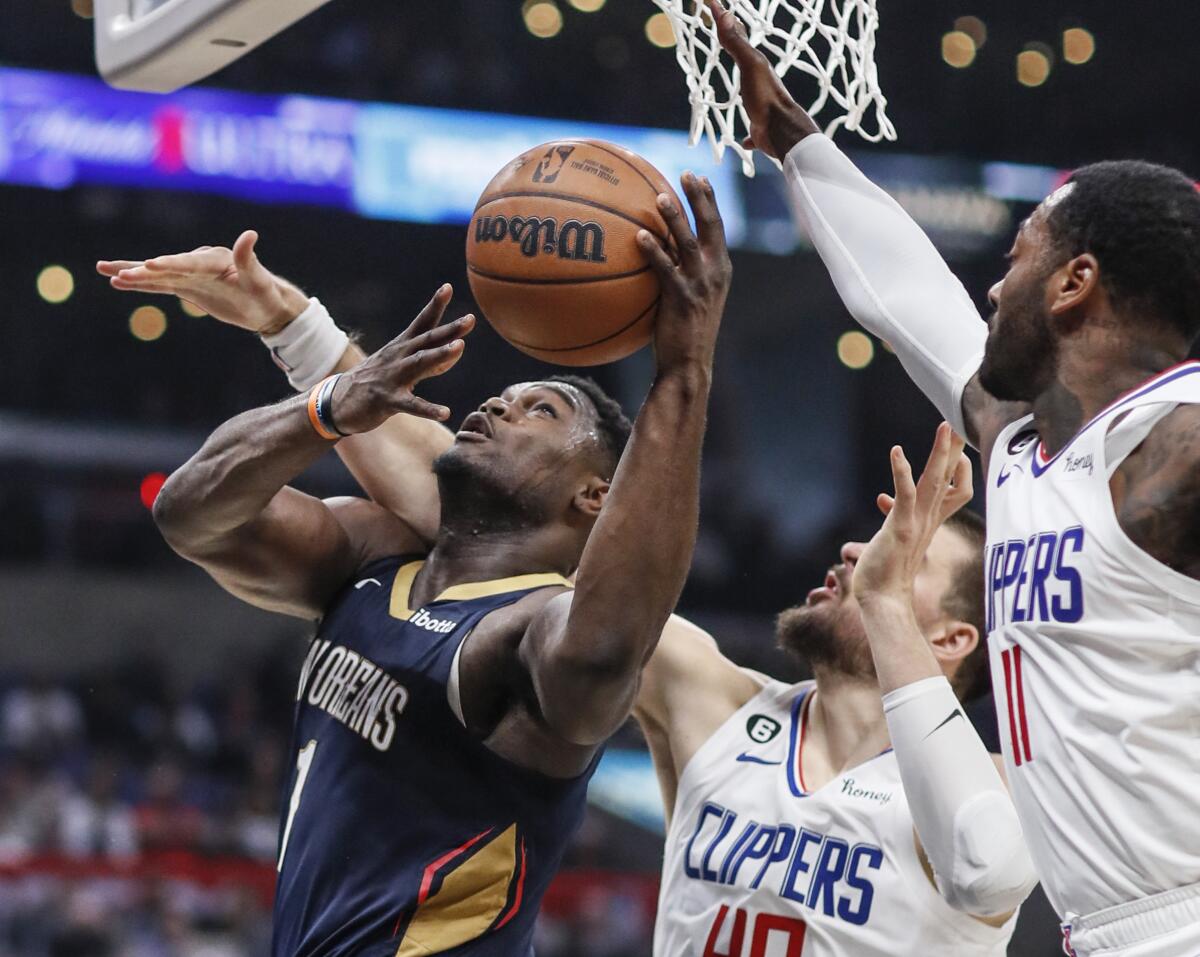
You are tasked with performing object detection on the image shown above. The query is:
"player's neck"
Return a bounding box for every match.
[414,525,575,607]
[803,669,890,788]
[1033,332,1185,457]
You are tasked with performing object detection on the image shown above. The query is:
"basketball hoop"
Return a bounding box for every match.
[650,0,896,176]
[94,0,334,92]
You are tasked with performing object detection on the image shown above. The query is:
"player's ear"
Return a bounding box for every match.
[930,619,979,669]
[571,476,609,521]
[1050,252,1101,319]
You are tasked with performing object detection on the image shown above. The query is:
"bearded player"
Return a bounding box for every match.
[112,173,731,956]
[712,3,1200,954]
[99,284,1038,952]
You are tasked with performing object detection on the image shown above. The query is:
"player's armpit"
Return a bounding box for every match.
[960,374,1032,469]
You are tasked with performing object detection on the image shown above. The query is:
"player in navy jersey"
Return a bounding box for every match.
[131,173,730,956]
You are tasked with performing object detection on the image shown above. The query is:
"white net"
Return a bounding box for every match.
[651,0,896,175]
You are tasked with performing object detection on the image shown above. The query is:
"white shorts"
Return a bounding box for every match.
[1063,882,1200,957]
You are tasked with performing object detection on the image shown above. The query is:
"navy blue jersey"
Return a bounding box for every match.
[272,555,594,957]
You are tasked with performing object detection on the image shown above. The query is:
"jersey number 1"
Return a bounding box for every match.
[278,739,317,872]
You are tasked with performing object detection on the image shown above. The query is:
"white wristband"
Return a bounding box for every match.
[260,297,350,391]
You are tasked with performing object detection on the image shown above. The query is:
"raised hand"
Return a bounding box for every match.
[97,230,308,335]
[705,0,819,160]
[636,172,732,377]
[853,423,974,602]
[329,285,475,434]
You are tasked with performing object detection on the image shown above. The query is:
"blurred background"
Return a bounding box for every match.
[1,0,1198,954]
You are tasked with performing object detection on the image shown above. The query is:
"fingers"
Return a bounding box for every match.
[655,189,701,272]
[96,260,142,277]
[889,445,916,522]
[401,339,467,388]
[232,230,260,273]
[707,0,751,56]
[637,229,676,280]
[397,395,454,422]
[137,246,231,276]
[876,493,895,517]
[108,277,179,295]
[681,172,727,255]
[400,284,455,341]
[391,313,475,358]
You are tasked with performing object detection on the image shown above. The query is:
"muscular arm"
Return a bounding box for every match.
[708,2,1027,454]
[633,616,763,823]
[518,175,731,747]
[153,298,470,618]
[153,395,400,619]
[854,428,1037,918]
[98,236,458,544]
[1111,403,1200,580]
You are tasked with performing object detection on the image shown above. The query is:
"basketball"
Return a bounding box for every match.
[466,139,679,366]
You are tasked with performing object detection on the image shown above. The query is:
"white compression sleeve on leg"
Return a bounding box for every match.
[260,297,349,391]
[883,676,1037,917]
[783,135,986,438]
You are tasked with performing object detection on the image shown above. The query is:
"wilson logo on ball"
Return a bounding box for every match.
[473,215,607,263]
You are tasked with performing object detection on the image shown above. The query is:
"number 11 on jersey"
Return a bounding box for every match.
[278,740,317,872]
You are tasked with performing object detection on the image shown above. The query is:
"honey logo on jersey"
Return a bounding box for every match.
[473,214,607,263]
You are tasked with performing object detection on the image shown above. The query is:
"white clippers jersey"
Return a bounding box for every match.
[654,680,1015,957]
[984,362,1200,922]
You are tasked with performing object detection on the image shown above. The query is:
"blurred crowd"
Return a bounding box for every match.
[0,653,657,957]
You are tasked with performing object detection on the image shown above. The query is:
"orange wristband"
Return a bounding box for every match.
[306,375,343,441]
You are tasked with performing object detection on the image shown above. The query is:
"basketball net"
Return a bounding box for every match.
[651,0,896,176]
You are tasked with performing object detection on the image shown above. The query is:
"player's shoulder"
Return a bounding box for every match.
[323,496,427,569]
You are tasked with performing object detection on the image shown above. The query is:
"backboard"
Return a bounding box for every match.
[94,0,335,93]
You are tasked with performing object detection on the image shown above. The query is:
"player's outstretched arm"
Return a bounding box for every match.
[98,234,456,544]
[852,425,1038,918]
[519,174,731,747]
[152,292,472,619]
[707,0,1026,451]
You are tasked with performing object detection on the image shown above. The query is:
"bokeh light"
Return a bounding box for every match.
[178,298,208,317]
[645,12,676,48]
[953,16,987,48]
[569,0,605,11]
[129,305,168,342]
[139,472,167,510]
[942,31,976,69]
[837,331,875,370]
[1063,28,1095,65]
[1017,45,1053,87]
[523,1,563,38]
[37,265,74,304]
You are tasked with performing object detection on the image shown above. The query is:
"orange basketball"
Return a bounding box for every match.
[466,139,679,366]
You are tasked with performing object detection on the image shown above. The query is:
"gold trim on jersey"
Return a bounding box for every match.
[395,824,518,956]
[388,561,572,621]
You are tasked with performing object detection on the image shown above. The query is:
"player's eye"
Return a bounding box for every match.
[534,402,558,418]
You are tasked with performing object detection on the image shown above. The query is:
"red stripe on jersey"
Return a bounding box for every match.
[1001,649,1023,767]
[493,837,527,930]
[417,827,493,904]
[795,692,814,793]
[1013,646,1033,762]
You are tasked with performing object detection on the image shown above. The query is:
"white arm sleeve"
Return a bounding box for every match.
[783,135,986,438]
[883,676,1038,917]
